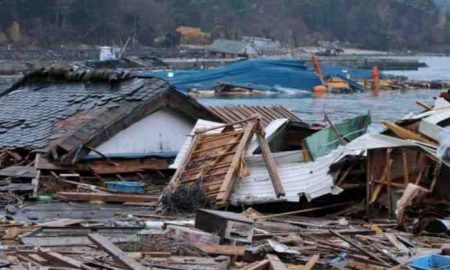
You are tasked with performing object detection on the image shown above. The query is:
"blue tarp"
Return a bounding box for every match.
[138,59,322,93]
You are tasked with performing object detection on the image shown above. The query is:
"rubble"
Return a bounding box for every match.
[0,66,449,269]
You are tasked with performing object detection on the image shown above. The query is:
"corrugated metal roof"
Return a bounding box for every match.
[345,133,416,150]
[419,109,450,141]
[230,148,344,205]
[207,105,301,127]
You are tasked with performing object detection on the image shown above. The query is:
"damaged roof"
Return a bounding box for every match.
[0,67,216,163]
[206,105,301,127]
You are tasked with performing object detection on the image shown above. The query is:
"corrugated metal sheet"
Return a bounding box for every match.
[230,148,344,205]
[419,109,450,141]
[207,105,301,127]
[345,133,416,150]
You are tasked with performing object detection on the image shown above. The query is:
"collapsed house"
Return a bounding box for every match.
[0,67,224,197]
[0,68,308,203]
[162,113,371,210]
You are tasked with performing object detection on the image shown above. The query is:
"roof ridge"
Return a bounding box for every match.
[8,66,136,92]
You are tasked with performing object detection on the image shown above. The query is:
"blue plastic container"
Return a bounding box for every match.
[411,255,450,270]
[106,181,145,194]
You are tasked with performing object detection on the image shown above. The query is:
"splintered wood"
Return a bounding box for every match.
[168,117,283,207]
[170,121,256,207]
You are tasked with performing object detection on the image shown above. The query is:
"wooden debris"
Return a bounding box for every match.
[88,233,146,270]
[255,122,285,197]
[195,244,246,256]
[266,254,287,270]
[241,259,271,270]
[381,120,436,145]
[38,218,85,228]
[288,254,319,270]
[166,118,258,207]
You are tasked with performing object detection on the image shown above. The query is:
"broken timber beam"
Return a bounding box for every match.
[216,120,257,206]
[329,229,392,267]
[256,122,285,197]
[266,254,287,270]
[88,233,145,270]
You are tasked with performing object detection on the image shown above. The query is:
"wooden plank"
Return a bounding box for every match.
[255,202,349,219]
[256,122,285,197]
[216,120,257,206]
[385,233,409,253]
[329,230,391,267]
[89,158,170,174]
[195,244,246,256]
[56,192,158,203]
[38,218,85,228]
[43,251,90,269]
[88,233,145,270]
[381,121,436,145]
[386,148,393,218]
[401,150,410,185]
[266,254,287,270]
[241,259,270,270]
[301,141,312,162]
[347,259,389,270]
[289,253,321,270]
[27,254,48,265]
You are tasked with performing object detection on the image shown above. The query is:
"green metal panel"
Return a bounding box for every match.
[305,114,371,160]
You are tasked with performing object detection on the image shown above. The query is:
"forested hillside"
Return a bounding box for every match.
[0,0,448,50]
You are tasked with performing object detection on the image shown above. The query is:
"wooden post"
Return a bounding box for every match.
[401,150,410,186]
[386,148,393,218]
[88,234,145,270]
[366,151,372,215]
[217,120,257,206]
[255,121,285,197]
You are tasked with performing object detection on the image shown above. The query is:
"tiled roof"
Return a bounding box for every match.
[0,69,169,153]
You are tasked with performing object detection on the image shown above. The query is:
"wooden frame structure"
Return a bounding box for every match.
[366,146,440,217]
[167,116,284,207]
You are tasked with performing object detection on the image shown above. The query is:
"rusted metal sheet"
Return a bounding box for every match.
[207,105,300,127]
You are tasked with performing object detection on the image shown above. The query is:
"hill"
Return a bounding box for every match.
[0,0,447,51]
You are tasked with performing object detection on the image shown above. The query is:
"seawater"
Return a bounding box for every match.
[200,56,448,126]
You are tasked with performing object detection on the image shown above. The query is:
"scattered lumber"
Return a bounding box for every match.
[266,254,288,270]
[88,233,146,270]
[195,244,246,256]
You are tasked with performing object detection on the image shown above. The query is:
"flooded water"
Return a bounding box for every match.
[200,56,448,126]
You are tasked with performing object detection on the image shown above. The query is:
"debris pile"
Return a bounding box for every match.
[0,67,448,269]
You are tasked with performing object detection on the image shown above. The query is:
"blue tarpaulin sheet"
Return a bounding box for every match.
[138,59,322,93]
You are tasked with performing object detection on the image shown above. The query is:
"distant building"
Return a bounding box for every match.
[209,37,286,58]
[208,39,258,58]
[242,36,284,56]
